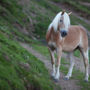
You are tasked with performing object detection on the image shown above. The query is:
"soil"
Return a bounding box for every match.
[20,42,85,90]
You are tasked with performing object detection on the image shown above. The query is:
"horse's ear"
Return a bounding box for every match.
[61,10,65,15]
[68,12,72,16]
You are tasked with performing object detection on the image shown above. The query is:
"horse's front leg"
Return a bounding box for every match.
[48,48,56,78]
[54,47,62,82]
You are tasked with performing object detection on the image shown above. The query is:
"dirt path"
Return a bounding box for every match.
[20,42,82,90]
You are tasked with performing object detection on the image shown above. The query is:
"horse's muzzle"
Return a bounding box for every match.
[60,30,67,37]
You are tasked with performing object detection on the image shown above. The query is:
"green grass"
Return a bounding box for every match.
[0,0,90,89]
[74,49,90,64]
[51,0,90,13]
[0,31,55,90]
[32,43,50,57]
[65,0,90,15]
[0,0,33,42]
[34,15,51,38]
[70,15,90,31]
[61,64,90,90]
[0,0,59,89]
[33,0,60,13]
[32,42,90,89]
[28,0,60,38]
[31,0,90,39]
[74,50,80,58]
[79,0,90,3]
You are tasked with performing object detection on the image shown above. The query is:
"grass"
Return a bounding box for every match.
[51,0,90,14]
[0,0,90,89]
[31,0,90,39]
[0,31,55,90]
[79,0,90,3]
[74,50,80,58]
[32,43,50,57]
[28,0,60,38]
[31,42,90,89]
[52,0,90,3]
[0,0,59,89]
[65,0,90,15]
[0,0,33,42]
[74,49,90,64]
[8,0,89,40]
[70,15,90,31]
[33,0,60,13]
[34,15,51,38]
[61,65,90,90]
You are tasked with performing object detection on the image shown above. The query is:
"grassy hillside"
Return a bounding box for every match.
[52,0,90,19]
[0,32,55,90]
[0,0,90,89]
[0,0,56,89]
[18,0,90,39]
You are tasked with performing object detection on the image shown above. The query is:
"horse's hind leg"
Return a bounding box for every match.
[65,52,74,80]
[48,48,56,78]
[80,48,89,82]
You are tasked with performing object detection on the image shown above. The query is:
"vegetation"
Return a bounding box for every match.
[0,0,56,89]
[32,0,90,38]
[65,0,90,15]
[0,0,90,89]
[31,42,90,90]
[51,0,90,21]
[0,31,56,90]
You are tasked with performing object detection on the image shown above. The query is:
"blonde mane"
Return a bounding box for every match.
[48,12,70,31]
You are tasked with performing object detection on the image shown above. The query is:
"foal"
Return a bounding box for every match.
[46,11,89,82]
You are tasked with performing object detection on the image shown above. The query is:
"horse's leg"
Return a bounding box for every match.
[80,48,89,82]
[48,48,56,78]
[54,47,62,81]
[65,52,74,80]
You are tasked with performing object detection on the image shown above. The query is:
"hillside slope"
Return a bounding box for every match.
[0,0,90,90]
[0,0,56,90]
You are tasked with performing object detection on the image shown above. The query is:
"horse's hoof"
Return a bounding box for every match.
[54,78,59,82]
[64,77,69,81]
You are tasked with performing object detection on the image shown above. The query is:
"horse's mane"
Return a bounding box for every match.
[48,12,70,32]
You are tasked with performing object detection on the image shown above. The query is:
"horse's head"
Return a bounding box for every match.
[48,11,71,37]
[58,11,71,37]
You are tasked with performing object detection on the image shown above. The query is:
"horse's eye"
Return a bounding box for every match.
[60,20,63,22]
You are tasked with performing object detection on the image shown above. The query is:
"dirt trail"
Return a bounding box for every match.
[20,42,82,90]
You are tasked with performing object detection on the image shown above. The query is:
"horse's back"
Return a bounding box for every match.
[63,25,88,51]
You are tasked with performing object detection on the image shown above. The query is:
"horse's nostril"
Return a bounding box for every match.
[61,31,67,37]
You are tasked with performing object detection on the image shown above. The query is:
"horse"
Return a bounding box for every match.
[46,11,89,82]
